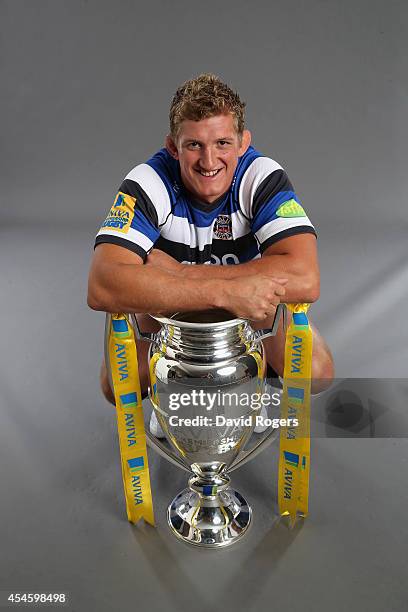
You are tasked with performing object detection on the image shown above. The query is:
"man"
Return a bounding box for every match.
[88,73,334,434]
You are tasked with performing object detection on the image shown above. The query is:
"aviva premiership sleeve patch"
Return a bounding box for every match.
[276,199,306,218]
[101,192,136,234]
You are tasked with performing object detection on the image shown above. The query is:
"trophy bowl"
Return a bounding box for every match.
[131,307,285,548]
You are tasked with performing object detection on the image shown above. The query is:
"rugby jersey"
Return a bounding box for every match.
[95,146,316,265]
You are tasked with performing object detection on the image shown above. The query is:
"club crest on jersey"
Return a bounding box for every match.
[213,214,232,240]
[101,192,136,233]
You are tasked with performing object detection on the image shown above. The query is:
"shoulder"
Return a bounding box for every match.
[120,149,177,223]
[234,146,289,216]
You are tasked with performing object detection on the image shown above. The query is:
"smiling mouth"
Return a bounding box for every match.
[196,168,223,177]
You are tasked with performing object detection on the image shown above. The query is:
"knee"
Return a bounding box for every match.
[311,351,335,395]
[100,361,115,406]
[99,356,150,406]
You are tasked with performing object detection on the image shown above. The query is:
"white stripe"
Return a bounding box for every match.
[161,214,213,250]
[231,209,251,239]
[161,209,251,246]
[255,217,314,245]
[96,227,154,253]
[125,163,171,225]
[239,157,283,219]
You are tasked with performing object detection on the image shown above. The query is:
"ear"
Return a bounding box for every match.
[165,134,179,160]
[238,129,251,156]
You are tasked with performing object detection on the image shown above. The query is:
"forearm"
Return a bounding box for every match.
[180,255,320,303]
[88,246,292,321]
[88,260,223,314]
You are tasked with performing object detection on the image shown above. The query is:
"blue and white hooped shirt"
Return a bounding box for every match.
[95,146,316,265]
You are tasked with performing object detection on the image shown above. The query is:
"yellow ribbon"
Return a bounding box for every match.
[108,314,155,526]
[278,303,312,527]
[107,306,312,528]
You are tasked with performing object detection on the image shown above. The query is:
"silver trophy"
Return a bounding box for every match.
[105,306,285,548]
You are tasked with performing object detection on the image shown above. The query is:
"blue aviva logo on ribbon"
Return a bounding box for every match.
[108,313,155,525]
[287,386,304,405]
[278,304,312,525]
[112,317,131,339]
[283,451,307,470]
[284,451,300,468]
[120,391,138,409]
[292,312,309,330]
[128,456,145,473]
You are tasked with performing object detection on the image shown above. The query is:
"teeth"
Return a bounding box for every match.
[199,169,220,177]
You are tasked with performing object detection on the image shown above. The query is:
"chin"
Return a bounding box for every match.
[197,191,223,203]
[195,183,228,201]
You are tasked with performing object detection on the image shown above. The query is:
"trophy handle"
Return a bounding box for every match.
[228,305,286,472]
[105,312,282,476]
[145,430,191,472]
[229,426,279,472]
[131,313,158,342]
[252,303,287,341]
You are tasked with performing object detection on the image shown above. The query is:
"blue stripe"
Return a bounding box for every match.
[232,146,263,201]
[293,312,309,326]
[251,191,298,234]
[130,208,161,242]
[145,149,180,206]
[238,242,260,263]
[288,387,304,400]
[203,485,215,496]
[128,456,144,469]
[112,319,128,333]
[172,197,233,227]
[120,392,138,405]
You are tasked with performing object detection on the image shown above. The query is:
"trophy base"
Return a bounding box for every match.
[167,486,252,548]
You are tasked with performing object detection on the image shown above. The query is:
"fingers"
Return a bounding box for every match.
[274,285,286,297]
[224,275,289,321]
[271,277,289,284]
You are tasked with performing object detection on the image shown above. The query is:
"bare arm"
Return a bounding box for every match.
[87,243,287,320]
[147,234,320,304]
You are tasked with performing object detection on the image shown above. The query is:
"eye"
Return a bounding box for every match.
[187,141,201,149]
[218,140,230,146]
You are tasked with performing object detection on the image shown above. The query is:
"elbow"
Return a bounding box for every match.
[87,293,103,311]
[87,292,104,312]
[87,280,110,312]
[305,277,320,303]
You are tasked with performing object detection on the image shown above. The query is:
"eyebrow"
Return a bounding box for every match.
[183,136,234,144]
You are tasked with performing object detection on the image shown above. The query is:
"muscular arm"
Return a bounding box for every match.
[87,244,287,320]
[148,234,320,304]
[87,244,218,314]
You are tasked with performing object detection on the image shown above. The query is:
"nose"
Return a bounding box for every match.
[199,146,217,170]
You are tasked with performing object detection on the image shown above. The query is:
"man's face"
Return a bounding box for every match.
[166,114,251,204]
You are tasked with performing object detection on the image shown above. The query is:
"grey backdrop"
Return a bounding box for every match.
[1,1,407,611]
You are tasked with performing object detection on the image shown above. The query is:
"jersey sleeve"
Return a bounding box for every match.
[239,157,316,254]
[94,163,172,261]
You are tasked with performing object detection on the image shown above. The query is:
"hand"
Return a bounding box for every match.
[220,276,288,321]
[145,249,182,274]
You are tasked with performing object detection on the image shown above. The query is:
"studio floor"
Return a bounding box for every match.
[1,225,407,612]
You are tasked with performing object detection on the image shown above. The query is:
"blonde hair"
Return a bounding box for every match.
[169,73,246,140]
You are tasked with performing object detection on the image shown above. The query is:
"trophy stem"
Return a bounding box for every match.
[167,465,252,548]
